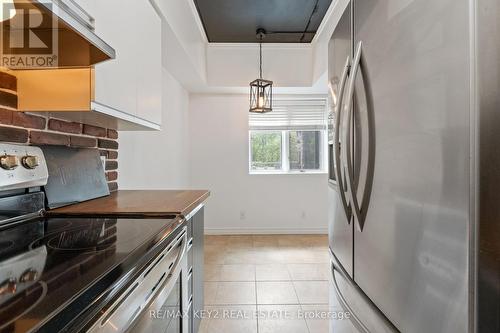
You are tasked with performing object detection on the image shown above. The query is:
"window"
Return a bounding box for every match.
[250,131,282,170]
[249,99,327,174]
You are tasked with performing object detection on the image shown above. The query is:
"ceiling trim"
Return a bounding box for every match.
[311,0,337,44]
[189,0,209,43]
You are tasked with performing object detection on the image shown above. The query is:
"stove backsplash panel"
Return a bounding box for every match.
[0,110,118,192]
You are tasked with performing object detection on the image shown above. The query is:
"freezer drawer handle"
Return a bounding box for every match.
[342,41,376,232]
[331,262,370,333]
[331,56,353,222]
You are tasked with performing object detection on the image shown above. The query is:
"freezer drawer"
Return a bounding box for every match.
[330,251,398,333]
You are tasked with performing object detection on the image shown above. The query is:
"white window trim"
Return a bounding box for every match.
[248,129,328,175]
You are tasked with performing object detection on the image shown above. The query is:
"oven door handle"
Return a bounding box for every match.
[140,228,188,310]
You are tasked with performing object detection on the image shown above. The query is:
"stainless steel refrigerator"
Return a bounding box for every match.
[327,0,499,332]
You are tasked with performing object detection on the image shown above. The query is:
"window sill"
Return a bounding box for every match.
[249,170,328,175]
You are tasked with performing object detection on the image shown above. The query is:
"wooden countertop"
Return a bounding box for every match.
[48,190,210,217]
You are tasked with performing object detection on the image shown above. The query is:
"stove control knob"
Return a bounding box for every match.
[0,278,17,295]
[20,269,38,283]
[21,155,39,169]
[0,154,19,170]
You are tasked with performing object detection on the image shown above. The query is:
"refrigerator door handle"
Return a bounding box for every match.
[343,41,375,232]
[331,56,352,222]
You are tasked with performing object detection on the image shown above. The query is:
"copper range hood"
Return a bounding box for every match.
[0,0,115,112]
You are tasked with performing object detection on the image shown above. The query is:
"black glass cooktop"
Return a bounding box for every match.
[0,215,183,333]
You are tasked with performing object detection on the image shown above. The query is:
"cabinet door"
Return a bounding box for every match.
[134,0,162,125]
[352,0,469,332]
[89,0,138,117]
[71,0,162,126]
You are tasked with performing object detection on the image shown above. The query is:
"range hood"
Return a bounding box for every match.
[1,0,115,68]
[0,1,159,130]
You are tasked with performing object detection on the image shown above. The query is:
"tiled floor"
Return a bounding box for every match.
[200,234,335,333]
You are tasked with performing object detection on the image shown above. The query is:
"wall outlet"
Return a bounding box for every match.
[301,211,306,219]
[240,211,246,220]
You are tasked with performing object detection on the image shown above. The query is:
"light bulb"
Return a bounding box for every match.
[258,90,265,108]
[0,1,16,22]
[258,95,264,108]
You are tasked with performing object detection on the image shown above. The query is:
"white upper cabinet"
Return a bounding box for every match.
[73,0,162,128]
[134,1,162,125]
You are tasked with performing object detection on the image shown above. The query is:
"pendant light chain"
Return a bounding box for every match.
[259,34,263,79]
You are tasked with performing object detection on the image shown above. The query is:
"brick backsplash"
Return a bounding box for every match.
[0,109,118,191]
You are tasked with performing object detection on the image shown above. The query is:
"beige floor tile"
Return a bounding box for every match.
[311,250,330,263]
[205,235,228,247]
[300,235,329,248]
[256,281,299,304]
[287,263,330,281]
[280,249,330,264]
[256,264,291,281]
[252,235,280,248]
[219,264,256,281]
[204,265,222,282]
[277,235,309,248]
[223,251,258,264]
[203,305,257,333]
[293,281,329,304]
[205,282,218,305]
[225,235,254,250]
[214,282,256,305]
[204,248,226,264]
[252,251,283,264]
[257,305,309,333]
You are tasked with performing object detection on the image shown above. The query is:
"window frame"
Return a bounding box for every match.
[249,129,327,175]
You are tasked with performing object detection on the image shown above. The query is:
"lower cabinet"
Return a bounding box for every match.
[186,206,204,333]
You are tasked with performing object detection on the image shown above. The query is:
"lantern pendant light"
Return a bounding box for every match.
[249,28,273,113]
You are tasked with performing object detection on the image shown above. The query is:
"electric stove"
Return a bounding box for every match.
[0,144,185,332]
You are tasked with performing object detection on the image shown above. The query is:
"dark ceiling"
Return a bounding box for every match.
[193,0,333,43]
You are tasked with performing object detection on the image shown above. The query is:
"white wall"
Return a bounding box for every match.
[189,94,328,234]
[206,43,314,88]
[118,69,190,189]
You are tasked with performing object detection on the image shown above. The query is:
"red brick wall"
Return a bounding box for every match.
[0,110,118,191]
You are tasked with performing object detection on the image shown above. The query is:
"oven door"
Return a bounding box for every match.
[88,227,189,333]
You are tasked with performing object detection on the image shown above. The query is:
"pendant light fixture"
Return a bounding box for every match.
[249,28,273,113]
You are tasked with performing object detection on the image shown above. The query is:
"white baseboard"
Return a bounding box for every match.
[204,228,328,235]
